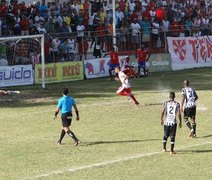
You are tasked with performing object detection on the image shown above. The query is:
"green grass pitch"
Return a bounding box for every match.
[0,68,212,180]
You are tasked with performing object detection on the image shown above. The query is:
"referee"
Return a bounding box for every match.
[54,88,80,146]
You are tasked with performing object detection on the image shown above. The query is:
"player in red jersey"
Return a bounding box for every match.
[115,66,139,106]
[136,45,150,77]
[120,56,137,78]
[105,47,120,80]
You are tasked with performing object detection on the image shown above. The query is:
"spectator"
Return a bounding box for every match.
[131,10,138,22]
[92,39,103,58]
[78,37,88,60]
[83,9,89,30]
[151,19,160,48]
[19,2,27,15]
[0,0,8,18]
[13,19,21,35]
[34,12,44,28]
[44,17,55,33]
[59,21,70,34]
[93,10,101,30]
[59,39,68,61]
[76,21,85,42]
[40,0,48,19]
[88,11,95,37]
[44,38,51,63]
[161,17,170,46]
[116,7,124,28]
[37,22,47,34]
[71,0,80,15]
[107,0,113,11]
[141,17,151,48]
[50,37,61,62]
[83,0,91,13]
[118,0,126,13]
[119,21,129,50]
[67,37,75,61]
[20,15,30,36]
[128,0,136,15]
[184,17,192,37]
[99,7,106,24]
[11,0,19,17]
[130,20,141,49]
[170,18,180,37]
[96,22,105,42]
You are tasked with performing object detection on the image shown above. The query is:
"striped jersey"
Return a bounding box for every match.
[181,87,197,108]
[163,100,180,126]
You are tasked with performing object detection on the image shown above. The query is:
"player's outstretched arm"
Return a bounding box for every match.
[73,105,80,121]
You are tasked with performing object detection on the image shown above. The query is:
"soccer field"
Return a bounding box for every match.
[0,68,212,180]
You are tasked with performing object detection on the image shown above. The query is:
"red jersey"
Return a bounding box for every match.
[137,49,148,62]
[12,3,20,16]
[83,12,89,26]
[96,25,105,36]
[20,19,30,31]
[83,2,90,12]
[118,1,126,12]
[0,5,8,18]
[131,12,138,22]
[110,51,119,64]
[78,40,88,54]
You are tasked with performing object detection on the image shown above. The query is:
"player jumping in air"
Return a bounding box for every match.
[54,88,80,146]
[115,66,139,106]
[181,80,198,137]
[161,92,182,155]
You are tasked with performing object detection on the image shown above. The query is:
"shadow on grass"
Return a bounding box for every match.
[82,138,160,146]
[196,134,212,139]
[178,149,212,154]
[145,103,162,106]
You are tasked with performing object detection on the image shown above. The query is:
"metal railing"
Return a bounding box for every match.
[0,26,212,65]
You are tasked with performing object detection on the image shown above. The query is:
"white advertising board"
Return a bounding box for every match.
[0,65,33,87]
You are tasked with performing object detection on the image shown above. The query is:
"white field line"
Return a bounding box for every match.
[3,100,143,119]
[22,141,212,180]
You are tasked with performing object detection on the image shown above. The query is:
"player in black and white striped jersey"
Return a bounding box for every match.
[181,80,198,137]
[161,92,182,155]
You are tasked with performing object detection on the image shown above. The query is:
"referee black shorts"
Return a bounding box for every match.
[164,124,177,138]
[61,112,72,127]
[184,107,196,119]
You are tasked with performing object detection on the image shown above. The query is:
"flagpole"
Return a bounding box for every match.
[112,0,116,47]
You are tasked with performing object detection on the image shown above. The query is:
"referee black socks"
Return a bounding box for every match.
[67,130,78,141]
[58,129,66,143]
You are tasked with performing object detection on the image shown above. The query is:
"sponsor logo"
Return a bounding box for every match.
[0,67,31,80]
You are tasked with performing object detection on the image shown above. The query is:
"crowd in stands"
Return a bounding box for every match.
[0,0,212,63]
